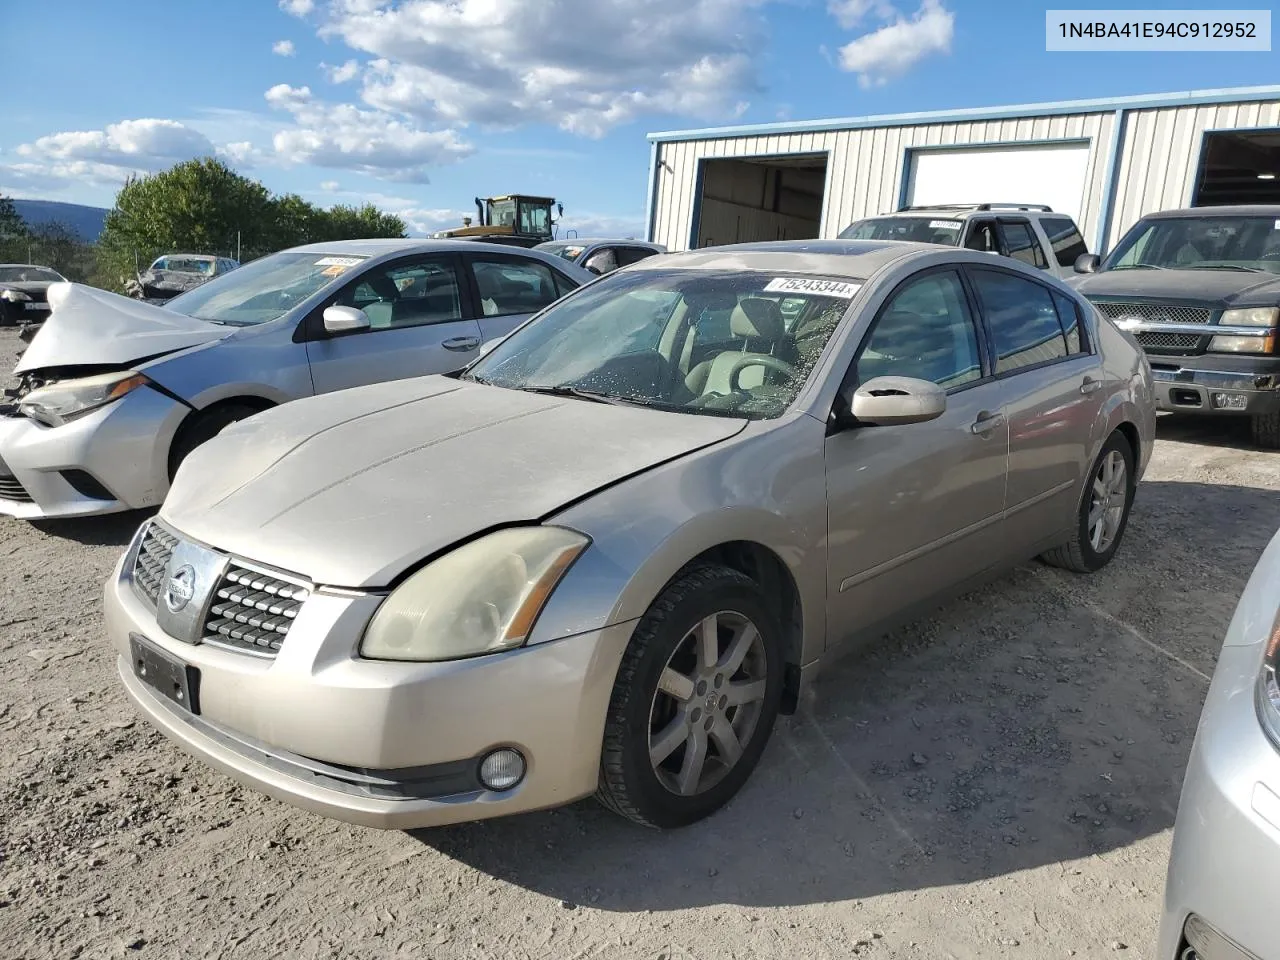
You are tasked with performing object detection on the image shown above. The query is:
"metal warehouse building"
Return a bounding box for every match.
[644,85,1280,255]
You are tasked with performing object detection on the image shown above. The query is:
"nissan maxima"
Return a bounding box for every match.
[105,240,1155,829]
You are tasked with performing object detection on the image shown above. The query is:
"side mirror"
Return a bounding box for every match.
[1073,253,1101,274]
[844,376,946,427]
[323,305,370,334]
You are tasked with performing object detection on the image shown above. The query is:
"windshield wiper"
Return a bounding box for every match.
[1110,264,1168,271]
[1177,264,1268,274]
[515,384,663,408]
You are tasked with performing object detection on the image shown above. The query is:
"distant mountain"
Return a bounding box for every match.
[12,200,109,242]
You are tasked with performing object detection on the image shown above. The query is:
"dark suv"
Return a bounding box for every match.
[1073,205,1280,447]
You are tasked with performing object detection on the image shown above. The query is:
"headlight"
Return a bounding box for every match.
[18,371,150,427]
[360,527,589,662]
[1222,307,1279,327]
[1258,611,1280,749]
[0,288,30,302]
[1209,334,1274,354]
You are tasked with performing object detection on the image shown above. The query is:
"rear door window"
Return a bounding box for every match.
[470,257,560,317]
[969,268,1068,374]
[1041,217,1089,267]
[999,220,1048,269]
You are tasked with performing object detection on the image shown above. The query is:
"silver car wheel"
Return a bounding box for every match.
[1088,449,1128,553]
[647,610,768,797]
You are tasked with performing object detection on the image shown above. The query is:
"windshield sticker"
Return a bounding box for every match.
[929,220,961,229]
[1275,220,1280,230]
[320,265,350,277]
[314,256,363,267]
[764,277,861,299]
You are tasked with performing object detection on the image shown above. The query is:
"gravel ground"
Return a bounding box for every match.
[2,323,1279,960]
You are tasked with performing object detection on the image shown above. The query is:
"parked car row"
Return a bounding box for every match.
[1,207,1275,960]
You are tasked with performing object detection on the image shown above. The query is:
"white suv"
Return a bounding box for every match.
[839,203,1090,281]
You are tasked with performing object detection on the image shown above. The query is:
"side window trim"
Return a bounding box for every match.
[841,266,992,399]
[963,264,1079,379]
[296,252,473,342]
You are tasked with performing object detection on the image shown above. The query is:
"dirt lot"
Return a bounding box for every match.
[2,324,1279,960]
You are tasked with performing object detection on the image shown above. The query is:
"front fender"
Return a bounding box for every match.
[529,416,829,667]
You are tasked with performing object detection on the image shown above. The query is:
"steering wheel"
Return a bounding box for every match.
[728,355,799,393]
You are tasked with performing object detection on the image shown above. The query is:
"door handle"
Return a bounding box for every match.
[1080,376,1102,395]
[443,336,480,352]
[971,411,1005,435]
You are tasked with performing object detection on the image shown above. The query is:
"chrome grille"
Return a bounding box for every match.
[0,475,32,503]
[1135,331,1202,351]
[1092,301,1213,325]
[132,523,178,608]
[205,564,310,656]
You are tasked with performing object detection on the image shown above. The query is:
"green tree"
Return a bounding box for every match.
[97,157,274,288]
[28,221,94,280]
[314,203,406,242]
[0,194,30,263]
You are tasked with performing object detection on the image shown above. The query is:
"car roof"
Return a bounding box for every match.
[629,239,932,276]
[0,263,59,270]
[1141,204,1280,219]
[871,206,1061,218]
[541,238,662,246]
[284,238,552,256]
[156,253,218,260]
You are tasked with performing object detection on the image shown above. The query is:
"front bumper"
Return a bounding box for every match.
[1158,642,1280,960]
[1150,359,1280,416]
[104,556,635,829]
[0,385,187,518]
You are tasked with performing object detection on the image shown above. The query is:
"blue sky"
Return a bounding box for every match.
[4,0,1277,237]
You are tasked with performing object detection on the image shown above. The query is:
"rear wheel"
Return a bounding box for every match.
[167,403,263,480]
[596,564,784,828]
[1041,432,1135,574]
[1251,411,1280,450]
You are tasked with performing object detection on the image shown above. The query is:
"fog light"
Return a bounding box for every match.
[479,748,526,791]
[1211,392,1249,411]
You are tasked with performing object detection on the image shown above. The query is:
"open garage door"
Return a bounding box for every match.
[906,143,1091,224]
[1194,130,1280,205]
[693,155,826,249]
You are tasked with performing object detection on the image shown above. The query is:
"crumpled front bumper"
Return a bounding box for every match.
[0,385,187,519]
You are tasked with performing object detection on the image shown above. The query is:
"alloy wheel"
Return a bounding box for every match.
[647,610,769,797]
[1088,449,1128,553]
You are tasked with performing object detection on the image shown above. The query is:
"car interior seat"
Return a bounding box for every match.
[686,298,789,395]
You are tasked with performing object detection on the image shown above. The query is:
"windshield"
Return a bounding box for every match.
[0,266,63,283]
[538,242,586,262]
[165,251,368,326]
[465,269,860,419]
[839,217,963,245]
[1104,215,1280,273]
[486,199,517,229]
[152,256,216,275]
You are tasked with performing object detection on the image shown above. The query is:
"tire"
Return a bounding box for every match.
[167,403,263,480]
[596,563,784,828]
[1041,431,1135,574]
[1252,412,1280,450]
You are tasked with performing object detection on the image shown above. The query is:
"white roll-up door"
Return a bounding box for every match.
[906,143,1091,223]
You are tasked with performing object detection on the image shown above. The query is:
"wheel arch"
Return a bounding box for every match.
[166,394,279,480]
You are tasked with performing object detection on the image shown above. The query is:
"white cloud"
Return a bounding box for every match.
[319,179,341,191]
[324,59,361,83]
[272,39,297,57]
[265,83,472,182]
[557,212,647,240]
[836,0,954,87]
[828,0,895,28]
[279,0,314,16]
[7,118,218,188]
[315,0,770,137]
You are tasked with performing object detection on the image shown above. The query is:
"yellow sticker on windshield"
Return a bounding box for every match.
[764,277,861,298]
[320,265,348,277]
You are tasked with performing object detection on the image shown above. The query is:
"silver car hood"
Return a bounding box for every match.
[162,377,747,587]
[15,282,224,373]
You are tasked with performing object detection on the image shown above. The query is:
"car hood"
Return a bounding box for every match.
[1076,268,1280,305]
[15,282,225,373]
[162,377,747,587]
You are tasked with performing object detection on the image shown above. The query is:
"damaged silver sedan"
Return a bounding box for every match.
[0,239,589,518]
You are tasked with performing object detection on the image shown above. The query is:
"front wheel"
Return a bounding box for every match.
[1041,432,1135,573]
[596,564,784,828]
[1251,411,1280,450]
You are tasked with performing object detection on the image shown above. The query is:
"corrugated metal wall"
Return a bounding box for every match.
[1107,99,1280,248]
[651,98,1280,254]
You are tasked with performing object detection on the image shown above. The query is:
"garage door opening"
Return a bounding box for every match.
[904,143,1091,225]
[1194,130,1280,206]
[693,155,827,248]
